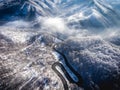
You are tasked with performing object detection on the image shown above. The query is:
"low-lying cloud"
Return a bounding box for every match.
[42,17,67,33]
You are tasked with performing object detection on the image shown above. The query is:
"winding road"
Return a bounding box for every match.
[52,46,83,90]
[52,62,69,90]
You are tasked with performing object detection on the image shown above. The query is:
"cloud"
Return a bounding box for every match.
[42,17,68,33]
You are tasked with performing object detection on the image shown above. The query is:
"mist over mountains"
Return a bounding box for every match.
[0,0,120,90]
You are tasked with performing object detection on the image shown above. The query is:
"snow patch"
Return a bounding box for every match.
[0,28,30,43]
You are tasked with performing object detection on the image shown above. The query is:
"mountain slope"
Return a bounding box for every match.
[0,0,120,90]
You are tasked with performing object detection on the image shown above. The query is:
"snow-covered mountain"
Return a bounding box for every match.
[0,0,120,90]
[0,0,120,29]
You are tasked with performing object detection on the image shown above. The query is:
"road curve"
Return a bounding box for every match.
[52,62,69,90]
[52,46,83,90]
